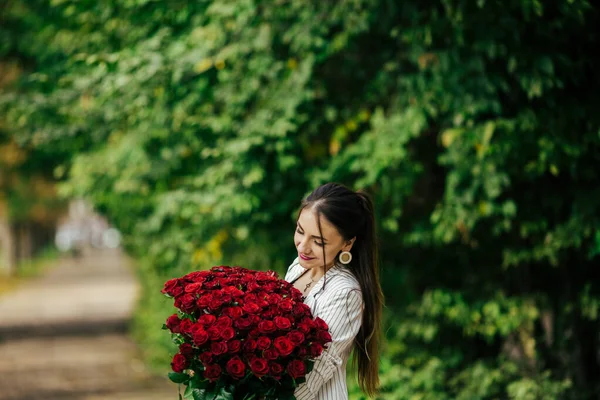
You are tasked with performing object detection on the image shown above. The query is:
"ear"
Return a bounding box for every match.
[342,237,356,252]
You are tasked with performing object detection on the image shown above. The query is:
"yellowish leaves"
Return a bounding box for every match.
[418,52,439,70]
[194,58,226,74]
[478,201,490,216]
[329,139,340,156]
[191,229,229,265]
[154,87,165,98]
[0,62,22,89]
[80,94,93,110]
[328,109,371,156]
[108,131,124,145]
[287,58,298,70]
[194,59,214,74]
[0,141,27,167]
[441,129,461,148]
[358,109,371,122]
[214,59,226,70]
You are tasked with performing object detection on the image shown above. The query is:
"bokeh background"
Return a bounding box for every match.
[1,1,600,399]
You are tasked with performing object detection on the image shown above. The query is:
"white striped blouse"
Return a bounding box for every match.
[284,257,364,400]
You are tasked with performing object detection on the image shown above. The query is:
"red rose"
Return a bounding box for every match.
[227,340,242,354]
[221,293,233,305]
[223,285,244,297]
[249,314,261,325]
[179,319,194,336]
[183,271,208,282]
[256,271,276,282]
[293,303,311,317]
[257,299,270,309]
[249,328,261,338]
[273,337,295,356]
[268,293,282,305]
[204,364,222,382]
[209,297,224,311]
[226,356,246,379]
[198,314,217,327]
[316,330,332,344]
[216,316,233,330]
[278,299,293,312]
[235,317,253,330]
[256,336,272,351]
[171,353,188,373]
[199,351,213,365]
[226,306,244,319]
[264,348,279,360]
[166,314,181,333]
[301,317,315,327]
[211,341,228,356]
[270,362,284,379]
[249,357,270,378]
[244,293,258,302]
[220,327,235,341]
[196,294,211,309]
[287,360,306,379]
[184,282,203,294]
[274,316,292,330]
[242,302,261,314]
[247,281,261,292]
[297,322,312,334]
[287,330,305,346]
[291,289,304,302]
[314,317,328,331]
[179,294,197,313]
[310,343,324,357]
[207,327,221,341]
[179,343,193,356]
[193,329,209,346]
[216,278,229,288]
[297,347,308,357]
[190,322,204,335]
[204,279,220,289]
[162,278,182,297]
[243,339,257,353]
[258,320,277,334]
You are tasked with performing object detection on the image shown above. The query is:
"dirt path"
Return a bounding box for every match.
[0,249,176,399]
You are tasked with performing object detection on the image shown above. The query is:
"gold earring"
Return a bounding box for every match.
[338,251,352,264]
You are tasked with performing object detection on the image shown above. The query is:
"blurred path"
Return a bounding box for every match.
[0,249,175,400]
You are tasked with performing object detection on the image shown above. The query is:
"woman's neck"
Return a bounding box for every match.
[306,262,335,280]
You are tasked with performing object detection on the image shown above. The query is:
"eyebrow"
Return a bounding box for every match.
[297,222,328,242]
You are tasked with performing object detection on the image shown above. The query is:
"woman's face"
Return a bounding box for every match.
[294,207,354,270]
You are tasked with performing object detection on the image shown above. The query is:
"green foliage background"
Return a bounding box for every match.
[2,0,600,398]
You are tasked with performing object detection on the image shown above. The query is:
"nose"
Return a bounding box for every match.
[297,236,312,255]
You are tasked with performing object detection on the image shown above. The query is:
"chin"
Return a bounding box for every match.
[298,258,317,269]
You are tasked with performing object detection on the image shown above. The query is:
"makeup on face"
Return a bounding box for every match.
[294,209,346,270]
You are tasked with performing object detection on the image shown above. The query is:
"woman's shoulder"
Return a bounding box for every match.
[284,257,301,281]
[324,265,362,295]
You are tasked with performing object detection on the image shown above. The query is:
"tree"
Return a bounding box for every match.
[2,1,600,398]
[0,0,66,275]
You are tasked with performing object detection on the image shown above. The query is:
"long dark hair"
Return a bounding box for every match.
[298,182,383,397]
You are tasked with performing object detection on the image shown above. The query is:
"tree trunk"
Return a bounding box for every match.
[0,217,16,276]
[20,222,33,260]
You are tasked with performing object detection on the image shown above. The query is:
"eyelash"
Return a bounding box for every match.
[296,228,325,247]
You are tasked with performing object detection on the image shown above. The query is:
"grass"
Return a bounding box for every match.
[0,246,60,296]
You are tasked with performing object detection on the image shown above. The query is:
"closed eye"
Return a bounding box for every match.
[296,228,325,247]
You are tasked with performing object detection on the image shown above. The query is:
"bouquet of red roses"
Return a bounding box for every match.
[161,266,332,400]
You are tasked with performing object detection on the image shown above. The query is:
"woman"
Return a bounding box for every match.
[285,182,384,400]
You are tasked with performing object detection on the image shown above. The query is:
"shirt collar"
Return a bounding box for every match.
[287,259,345,295]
